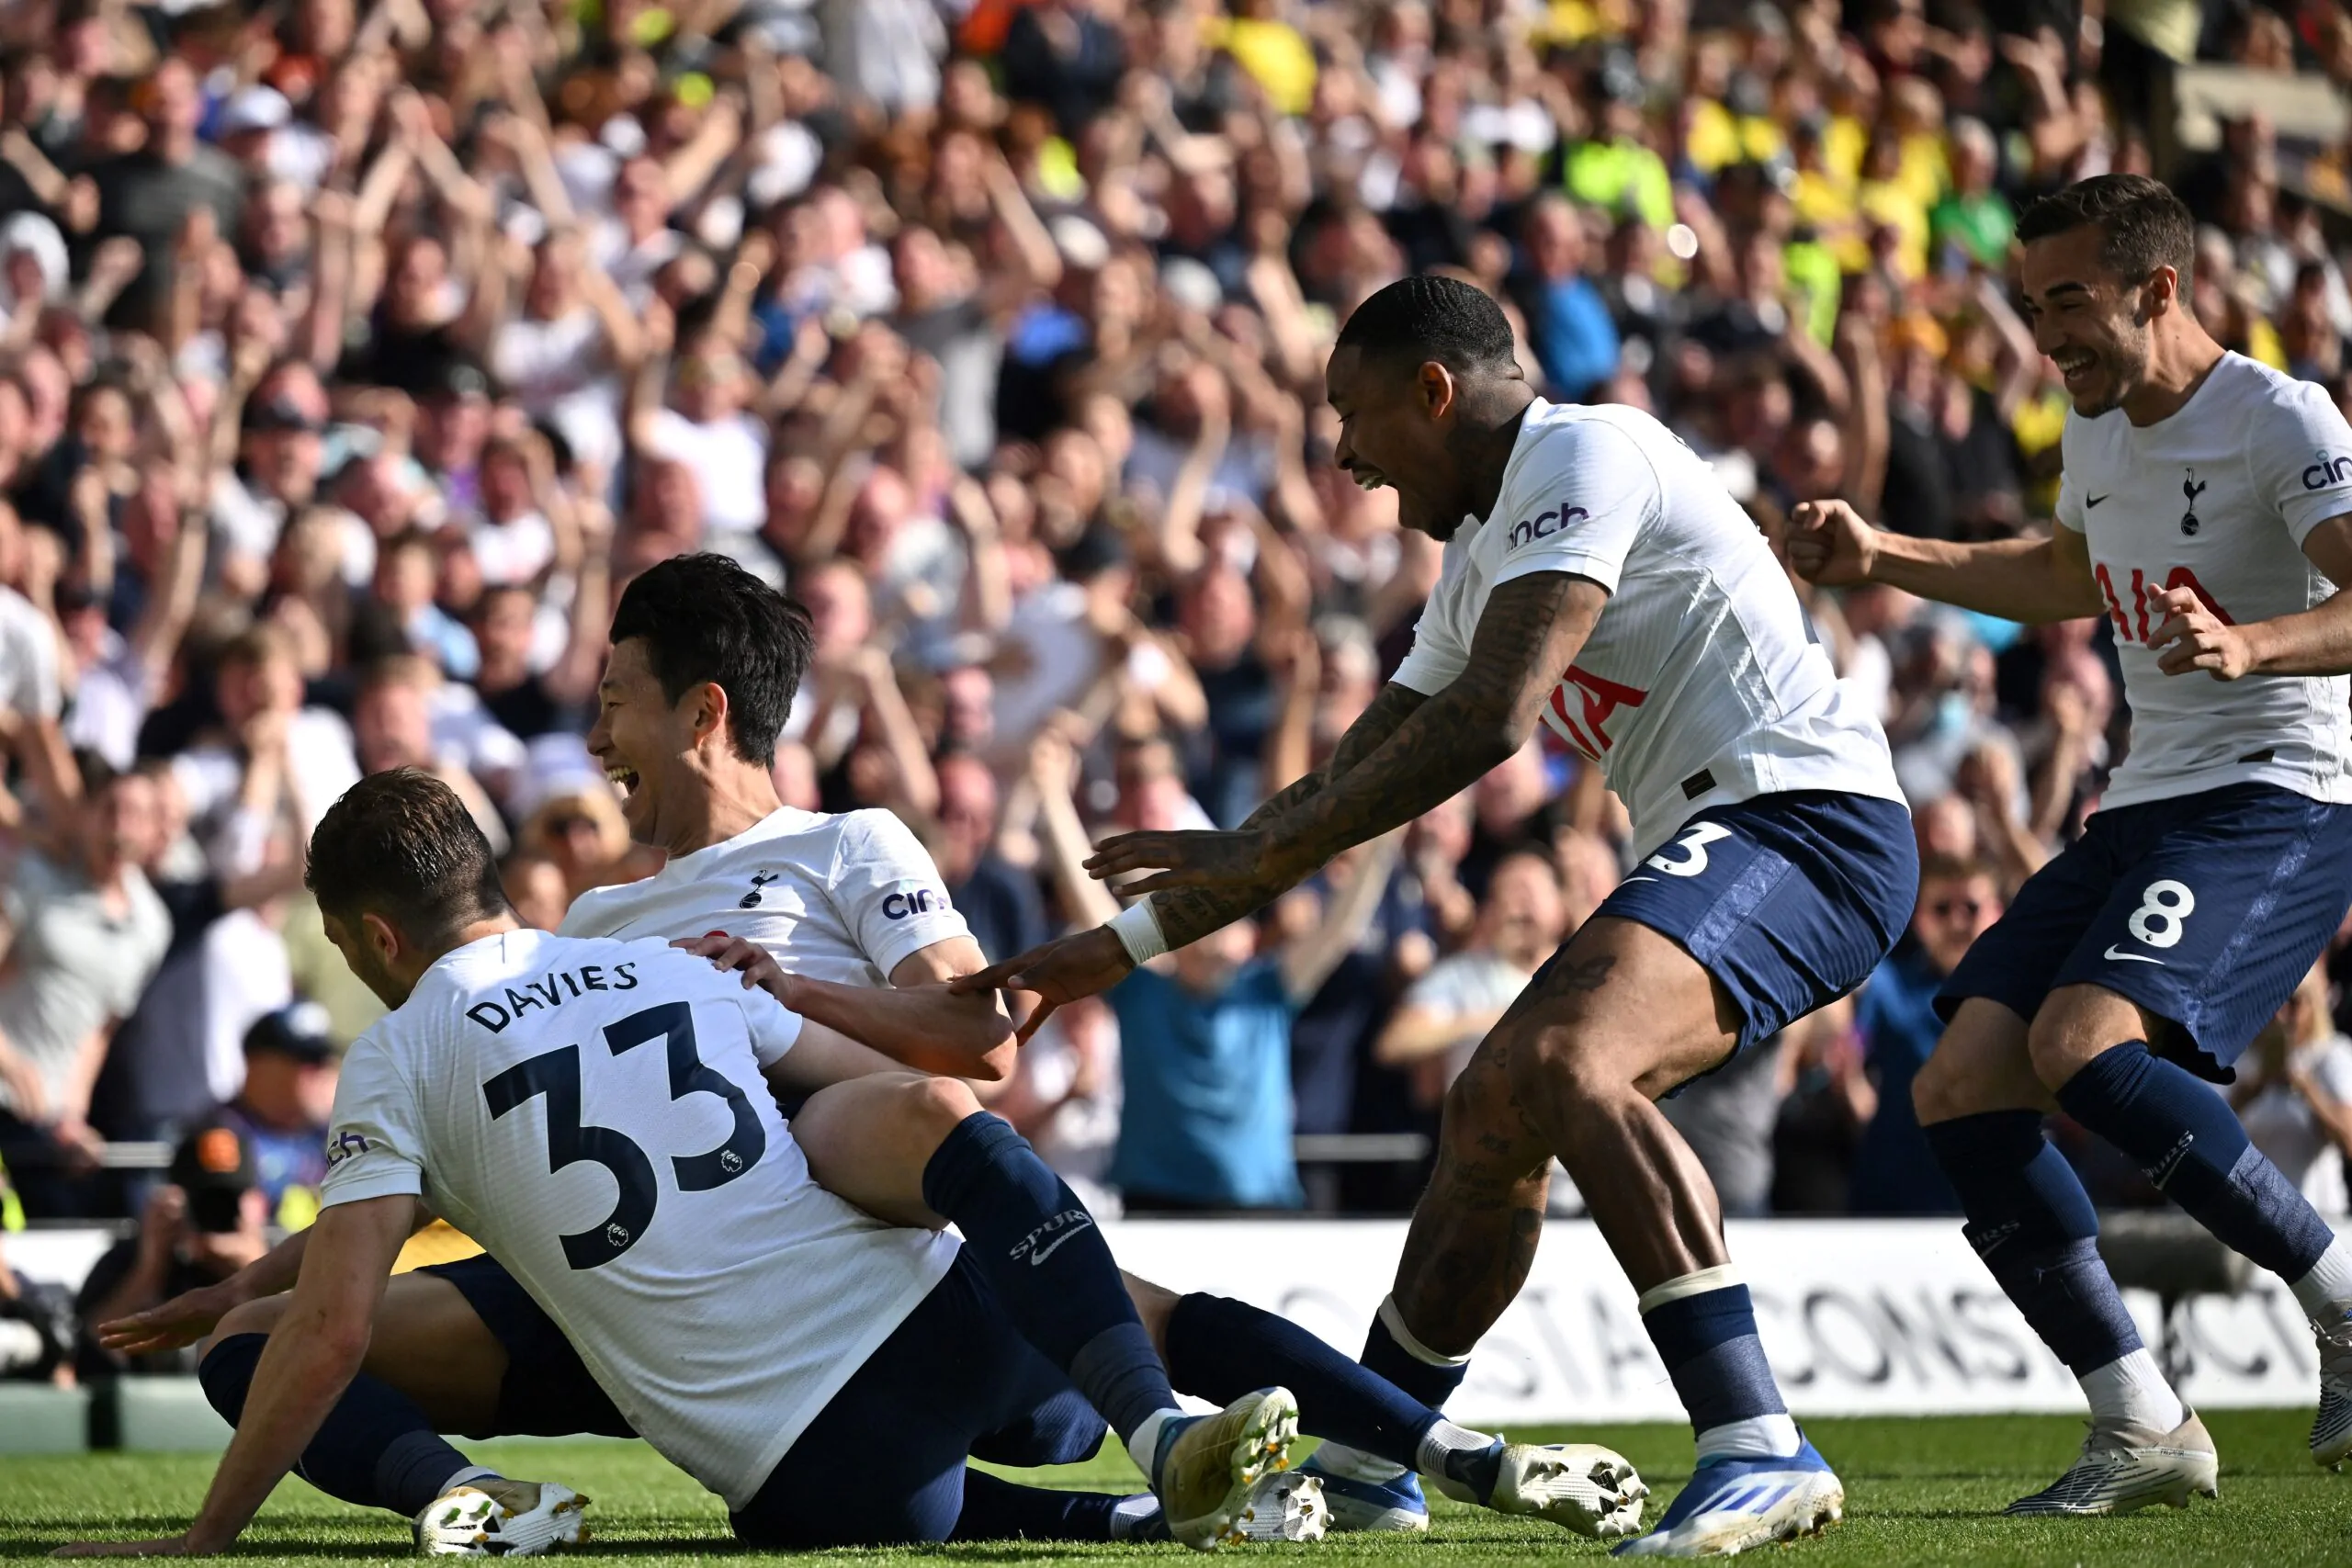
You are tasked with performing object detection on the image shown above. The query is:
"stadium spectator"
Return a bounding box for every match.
[73,1120,266,1382]
[2234,962,2352,1211]
[211,1002,337,1229]
[1849,854,2006,1214]
[0,0,2342,1225]
[0,751,170,1217]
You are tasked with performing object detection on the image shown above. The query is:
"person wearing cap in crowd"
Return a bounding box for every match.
[214,1002,338,1232]
[73,1119,266,1381]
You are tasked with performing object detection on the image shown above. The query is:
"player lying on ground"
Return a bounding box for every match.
[57,770,1312,1558]
[1787,173,2352,1517]
[96,557,1645,1549]
[957,276,1917,1559]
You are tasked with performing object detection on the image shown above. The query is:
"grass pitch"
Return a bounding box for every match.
[1,1412,2346,1565]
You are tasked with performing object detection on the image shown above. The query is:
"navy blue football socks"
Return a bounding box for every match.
[1638,1276,1794,1459]
[1923,1110,2142,1375]
[1361,1302,1471,1411]
[1165,1292,1506,1497]
[198,1333,490,1517]
[2058,1040,2336,1281]
[920,1111,1178,1447]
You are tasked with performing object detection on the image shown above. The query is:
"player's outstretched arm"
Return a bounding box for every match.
[56,1196,414,1558]
[1786,498,2106,624]
[950,682,1430,1033]
[2152,514,2352,679]
[1088,572,1603,901]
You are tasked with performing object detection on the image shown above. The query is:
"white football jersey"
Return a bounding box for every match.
[319,930,956,1506]
[562,807,970,985]
[2057,353,2352,810]
[1393,399,1905,855]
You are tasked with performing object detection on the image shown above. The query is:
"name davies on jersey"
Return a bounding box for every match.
[465,961,644,1033]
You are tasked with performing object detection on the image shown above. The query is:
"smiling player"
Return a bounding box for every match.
[1788,174,2352,1516]
[963,275,1915,1557]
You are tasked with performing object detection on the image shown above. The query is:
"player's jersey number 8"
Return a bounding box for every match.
[482,1000,767,1269]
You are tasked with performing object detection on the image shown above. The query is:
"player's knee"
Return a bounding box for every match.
[1503,1021,1621,1115]
[1911,1039,1973,1125]
[2024,987,2137,1092]
[900,1073,984,1138]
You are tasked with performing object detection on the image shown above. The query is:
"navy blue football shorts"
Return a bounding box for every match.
[424,1247,1104,1546]
[1939,781,2352,1076]
[1563,790,1917,1058]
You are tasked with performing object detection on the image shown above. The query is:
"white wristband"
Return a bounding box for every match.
[1106,899,1169,964]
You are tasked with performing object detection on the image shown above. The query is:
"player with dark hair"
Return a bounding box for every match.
[99,558,1648,1549]
[63,768,1306,1557]
[1790,172,2352,1514]
[962,273,1917,1556]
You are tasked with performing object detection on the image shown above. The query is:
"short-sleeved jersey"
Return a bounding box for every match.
[2055,353,2352,810]
[561,807,969,985]
[320,930,956,1506]
[1392,400,1904,855]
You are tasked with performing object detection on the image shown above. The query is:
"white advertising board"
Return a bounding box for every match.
[1101,1218,2320,1421]
[12,1218,2321,1418]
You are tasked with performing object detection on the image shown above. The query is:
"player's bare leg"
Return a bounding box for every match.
[203,1274,589,1554]
[1302,917,1838,1556]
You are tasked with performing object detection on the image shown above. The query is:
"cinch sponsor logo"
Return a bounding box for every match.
[325,1130,371,1168]
[1508,504,1589,547]
[882,889,948,920]
[2306,453,2352,490]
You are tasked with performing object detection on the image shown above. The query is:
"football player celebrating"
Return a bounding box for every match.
[962,275,1917,1557]
[1788,174,2352,1514]
[61,771,1298,1556]
[98,558,1645,1548]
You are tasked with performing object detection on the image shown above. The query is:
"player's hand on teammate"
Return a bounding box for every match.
[2149,585,2257,680]
[1783,499,1881,587]
[673,931,796,1008]
[1083,827,1295,896]
[951,926,1136,1044]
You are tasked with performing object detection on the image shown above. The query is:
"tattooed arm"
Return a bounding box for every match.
[1145,679,1425,946]
[1091,572,1605,930]
[948,679,1426,1032]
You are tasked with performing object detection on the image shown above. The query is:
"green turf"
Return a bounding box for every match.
[1,1413,2346,1564]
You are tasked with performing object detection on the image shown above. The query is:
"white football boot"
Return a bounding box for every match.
[1429,1442,1648,1540]
[1228,1471,1330,1541]
[2313,1311,2352,1468]
[414,1479,590,1556]
[2003,1413,2219,1516]
[1151,1387,1302,1551]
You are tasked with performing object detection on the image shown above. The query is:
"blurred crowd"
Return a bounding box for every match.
[9,0,2352,1362]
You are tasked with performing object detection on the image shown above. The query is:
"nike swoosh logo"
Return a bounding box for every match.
[1027,1218,1094,1266]
[1618,875,1658,886]
[2086,494,2110,508]
[2104,946,2165,965]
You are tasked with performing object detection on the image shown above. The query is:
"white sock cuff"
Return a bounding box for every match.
[1378,1295,1472,1368]
[2290,1237,2352,1320]
[442,1464,502,1493]
[1637,1264,1744,1317]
